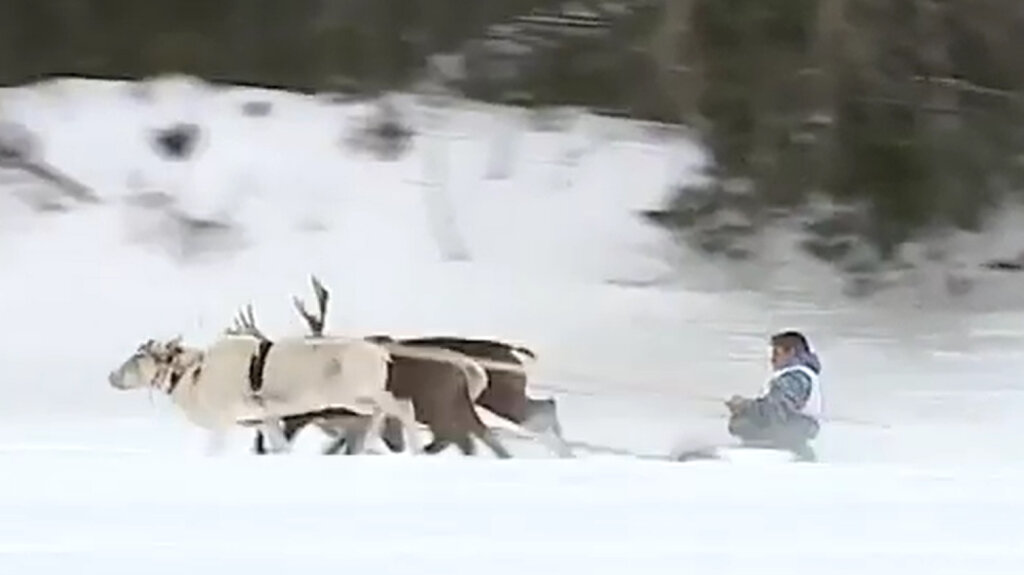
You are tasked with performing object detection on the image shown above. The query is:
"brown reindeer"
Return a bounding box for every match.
[258,351,510,458]
[252,277,512,458]
[292,336,573,458]
[355,335,572,457]
[255,278,572,457]
[351,336,511,457]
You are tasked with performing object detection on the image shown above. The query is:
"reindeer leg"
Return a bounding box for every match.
[393,397,423,454]
[539,430,575,458]
[367,393,421,454]
[547,412,575,458]
[324,414,372,455]
[252,411,306,455]
[310,418,345,454]
[533,430,574,458]
[523,399,574,458]
[258,418,291,454]
[455,435,477,456]
[423,438,451,454]
[520,399,577,456]
[253,430,268,455]
[380,416,406,453]
[322,434,348,455]
[316,415,361,455]
[343,420,371,455]
[474,428,513,459]
[359,407,387,454]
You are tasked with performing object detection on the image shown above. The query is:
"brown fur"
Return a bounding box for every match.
[355,336,510,457]
[254,339,510,457]
[256,336,569,457]
[385,336,569,457]
[246,278,552,457]
[395,336,533,423]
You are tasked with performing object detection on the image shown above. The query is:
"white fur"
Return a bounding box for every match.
[111,335,423,453]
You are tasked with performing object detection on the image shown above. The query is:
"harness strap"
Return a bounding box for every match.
[162,352,204,396]
[166,369,184,395]
[248,340,274,393]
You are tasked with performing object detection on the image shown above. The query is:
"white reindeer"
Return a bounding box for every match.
[107,305,423,455]
[290,276,492,401]
[242,276,497,455]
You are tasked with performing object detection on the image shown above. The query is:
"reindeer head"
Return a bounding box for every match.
[108,337,185,392]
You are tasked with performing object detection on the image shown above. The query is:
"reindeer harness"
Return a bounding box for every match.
[247,339,274,393]
[162,351,203,396]
[158,339,273,397]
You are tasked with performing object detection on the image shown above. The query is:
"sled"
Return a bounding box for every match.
[671,441,816,464]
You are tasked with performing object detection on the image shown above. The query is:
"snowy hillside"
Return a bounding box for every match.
[0,75,1021,459]
[1,75,1023,573]
[0,77,684,394]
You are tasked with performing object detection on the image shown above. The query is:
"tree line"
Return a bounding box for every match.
[3,0,1023,289]
[0,0,668,114]
[648,0,1024,292]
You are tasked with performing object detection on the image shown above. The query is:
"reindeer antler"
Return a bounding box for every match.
[138,336,184,362]
[225,303,268,342]
[292,275,330,337]
[166,335,184,353]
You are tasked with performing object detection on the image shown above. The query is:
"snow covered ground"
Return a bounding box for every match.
[2,454,1022,575]
[1,75,1023,572]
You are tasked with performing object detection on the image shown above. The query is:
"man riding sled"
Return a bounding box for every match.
[725,330,823,461]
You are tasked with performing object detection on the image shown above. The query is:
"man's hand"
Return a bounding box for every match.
[725,395,751,413]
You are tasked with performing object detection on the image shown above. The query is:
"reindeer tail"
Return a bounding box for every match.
[510,345,537,365]
[513,345,535,359]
